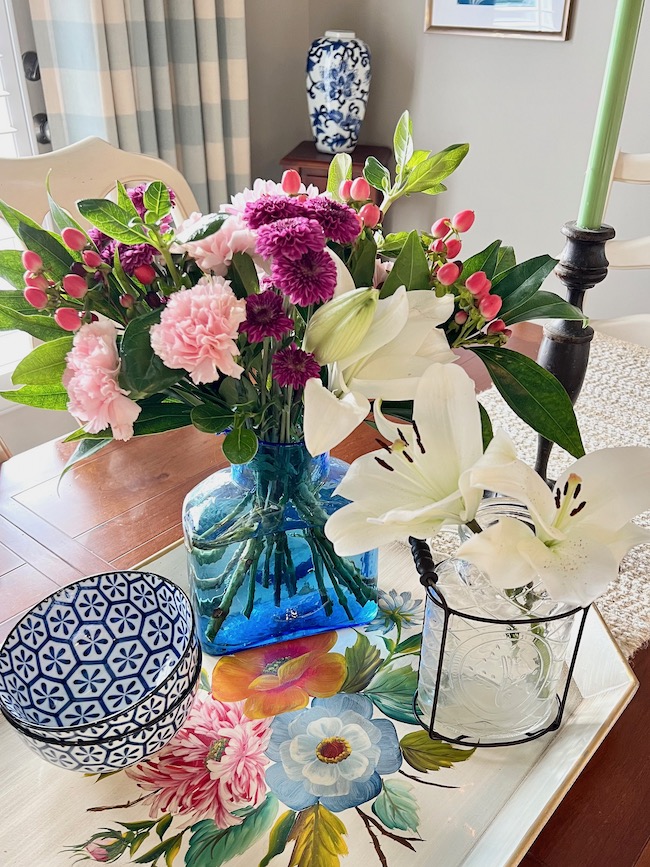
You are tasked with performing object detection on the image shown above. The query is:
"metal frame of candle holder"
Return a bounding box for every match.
[409,538,591,748]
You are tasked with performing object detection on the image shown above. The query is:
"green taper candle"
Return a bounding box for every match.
[577,0,646,230]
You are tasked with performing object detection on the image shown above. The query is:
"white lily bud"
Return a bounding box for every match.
[304,287,379,364]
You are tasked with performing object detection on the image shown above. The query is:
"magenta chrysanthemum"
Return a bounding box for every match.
[126,694,272,827]
[272,344,320,389]
[243,196,303,229]
[256,217,325,261]
[88,229,116,264]
[271,248,337,306]
[118,243,157,275]
[303,198,361,244]
[240,291,294,342]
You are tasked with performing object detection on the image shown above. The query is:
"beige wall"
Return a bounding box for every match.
[247,0,650,319]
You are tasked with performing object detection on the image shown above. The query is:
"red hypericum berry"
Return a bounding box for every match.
[134,264,157,285]
[431,217,450,239]
[119,294,135,308]
[54,307,82,331]
[487,318,507,334]
[437,262,461,286]
[350,177,371,201]
[465,271,491,296]
[61,227,87,251]
[479,294,503,320]
[83,250,103,268]
[338,179,353,201]
[359,203,381,228]
[451,210,475,233]
[24,271,48,290]
[145,291,162,309]
[454,310,469,325]
[23,287,48,309]
[445,238,462,258]
[62,273,88,298]
[430,239,446,254]
[281,169,302,196]
[21,250,43,272]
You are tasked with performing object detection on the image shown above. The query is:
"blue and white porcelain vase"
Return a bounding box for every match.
[306,30,371,154]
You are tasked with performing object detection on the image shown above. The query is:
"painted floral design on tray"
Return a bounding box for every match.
[67,590,475,866]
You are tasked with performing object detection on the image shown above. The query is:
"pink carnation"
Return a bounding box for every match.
[63,321,140,441]
[150,276,246,383]
[126,694,272,827]
[222,178,320,216]
[176,214,257,275]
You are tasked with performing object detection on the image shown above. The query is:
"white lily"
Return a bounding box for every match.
[303,287,455,455]
[457,447,650,606]
[324,363,519,556]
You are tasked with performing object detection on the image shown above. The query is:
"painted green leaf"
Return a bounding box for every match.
[364,663,419,724]
[0,250,29,290]
[372,778,420,832]
[471,346,585,458]
[199,668,211,691]
[287,803,348,867]
[347,234,377,288]
[341,632,382,693]
[223,428,258,464]
[134,832,184,864]
[327,153,352,200]
[18,222,75,277]
[156,814,173,840]
[393,632,422,656]
[186,794,278,867]
[402,143,469,196]
[191,404,234,434]
[501,290,587,326]
[77,199,151,245]
[0,305,67,342]
[492,255,557,312]
[259,809,297,867]
[229,252,260,298]
[0,383,69,410]
[460,240,502,281]
[364,155,391,193]
[119,309,184,399]
[393,110,414,179]
[143,181,172,219]
[12,335,72,385]
[379,230,429,298]
[479,402,494,450]
[399,731,475,773]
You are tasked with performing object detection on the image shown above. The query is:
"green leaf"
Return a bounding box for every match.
[372,778,420,832]
[364,663,419,724]
[12,336,72,385]
[501,291,587,326]
[200,668,211,691]
[229,252,260,298]
[119,309,184,399]
[143,181,172,220]
[116,180,140,218]
[492,255,557,313]
[363,156,391,193]
[59,438,112,484]
[471,346,585,458]
[379,230,429,298]
[405,149,431,171]
[0,305,66,341]
[46,174,87,236]
[286,803,348,867]
[461,240,502,282]
[186,794,278,867]
[130,403,193,436]
[393,632,422,656]
[341,632,382,693]
[77,199,151,245]
[259,809,298,867]
[400,731,475,773]
[18,222,75,278]
[0,250,29,290]
[223,428,258,464]
[495,245,516,276]
[347,234,377,287]
[156,814,173,840]
[191,404,234,434]
[377,232,410,257]
[393,110,413,180]
[479,402,494,450]
[327,153,353,200]
[0,198,44,238]
[377,399,413,424]
[0,383,69,410]
[176,212,229,244]
[0,289,40,314]
[402,143,469,196]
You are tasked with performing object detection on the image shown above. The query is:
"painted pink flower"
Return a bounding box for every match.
[63,321,141,440]
[222,178,320,216]
[175,214,257,275]
[126,694,272,827]
[150,276,246,383]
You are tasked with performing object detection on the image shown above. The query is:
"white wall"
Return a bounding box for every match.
[249,0,650,319]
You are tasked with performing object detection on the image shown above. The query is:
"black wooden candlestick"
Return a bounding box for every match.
[534,221,615,480]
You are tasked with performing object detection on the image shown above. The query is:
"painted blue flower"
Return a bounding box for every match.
[265,694,401,813]
[366,590,424,635]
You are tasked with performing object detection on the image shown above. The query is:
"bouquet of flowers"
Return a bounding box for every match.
[0,112,592,649]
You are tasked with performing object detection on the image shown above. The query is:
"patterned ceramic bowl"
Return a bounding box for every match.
[0,571,201,761]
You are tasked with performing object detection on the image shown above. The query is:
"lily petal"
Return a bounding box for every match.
[457,516,542,589]
[337,287,409,372]
[303,378,370,456]
[327,248,357,297]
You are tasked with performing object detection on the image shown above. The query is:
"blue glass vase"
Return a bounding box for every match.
[182,441,378,655]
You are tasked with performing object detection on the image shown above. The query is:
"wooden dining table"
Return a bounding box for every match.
[0,322,648,867]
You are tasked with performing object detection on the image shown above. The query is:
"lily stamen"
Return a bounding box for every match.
[397,428,408,446]
[374,456,394,472]
[570,501,587,517]
[375,438,392,454]
[402,451,414,463]
[554,473,584,529]
[412,419,426,454]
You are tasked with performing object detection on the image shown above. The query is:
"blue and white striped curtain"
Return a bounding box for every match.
[29,0,251,212]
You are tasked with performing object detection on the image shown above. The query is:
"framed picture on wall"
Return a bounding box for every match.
[424,0,572,40]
